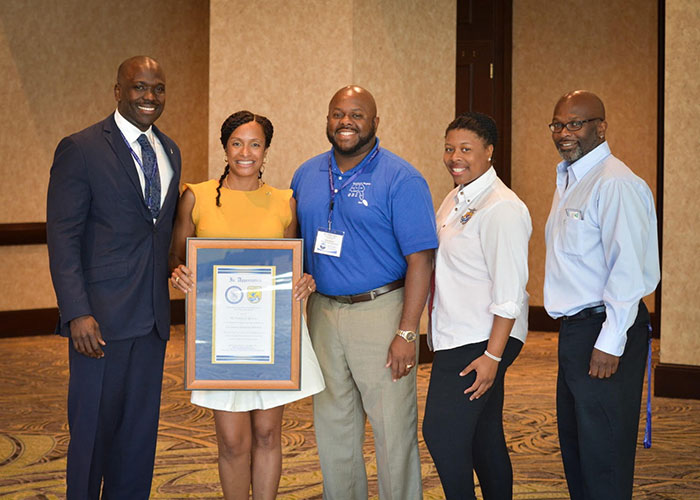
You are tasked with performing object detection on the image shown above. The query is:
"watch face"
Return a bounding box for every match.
[406,331,417,342]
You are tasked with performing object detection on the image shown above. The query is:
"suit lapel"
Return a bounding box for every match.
[102,116,152,221]
[153,125,181,226]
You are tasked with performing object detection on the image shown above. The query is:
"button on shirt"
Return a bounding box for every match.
[430,167,532,351]
[114,110,173,218]
[544,142,660,356]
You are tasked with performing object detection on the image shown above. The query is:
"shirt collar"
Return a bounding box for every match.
[114,109,154,145]
[322,138,381,173]
[454,166,497,204]
[556,141,611,188]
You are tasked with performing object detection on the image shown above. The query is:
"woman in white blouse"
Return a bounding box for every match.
[422,112,532,500]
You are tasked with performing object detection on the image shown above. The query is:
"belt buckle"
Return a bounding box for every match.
[369,290,377,300]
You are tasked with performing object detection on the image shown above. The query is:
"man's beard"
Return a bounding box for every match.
[557,143,584,163]
[326,125,377,155]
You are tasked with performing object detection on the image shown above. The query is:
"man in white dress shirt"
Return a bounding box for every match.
[544,90,660,500]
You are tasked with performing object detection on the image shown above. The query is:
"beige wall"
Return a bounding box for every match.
[4,0,691,367]
[512,0,658,308]
[207,0,455,205]
[0,0,209,310]
[661,0,700,366]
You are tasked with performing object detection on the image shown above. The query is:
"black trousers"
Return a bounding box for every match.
[66,328,167,500]
[557,302,649,500]
[423,337,523,500]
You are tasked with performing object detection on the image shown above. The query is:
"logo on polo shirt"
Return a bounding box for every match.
[348,181,371,206]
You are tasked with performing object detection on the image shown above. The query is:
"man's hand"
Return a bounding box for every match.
[461,355,499,401]
[589,347,619,378]
[69,315,105,358]
[385,336,416,382]
[293,273,317,301]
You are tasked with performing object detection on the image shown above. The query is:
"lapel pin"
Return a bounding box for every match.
[460,209,476,225]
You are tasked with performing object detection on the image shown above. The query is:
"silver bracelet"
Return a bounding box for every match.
[484,349,502,362]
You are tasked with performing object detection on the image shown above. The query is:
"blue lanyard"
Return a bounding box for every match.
[643,322,653,448]
[326,146,380,230]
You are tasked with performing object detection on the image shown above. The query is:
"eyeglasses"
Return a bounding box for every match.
[548,117,603,133]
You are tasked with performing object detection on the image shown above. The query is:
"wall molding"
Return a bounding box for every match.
[528,306,560,332]
[0,300,187,338]
[655,362,700,400]
[0,223,46,246]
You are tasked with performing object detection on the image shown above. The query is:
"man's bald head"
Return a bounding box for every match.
[116,56,163,85]
[555,90,606,121]
[329,85,377,118]
[551,90,608,162]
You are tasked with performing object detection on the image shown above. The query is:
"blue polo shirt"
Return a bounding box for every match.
[291,139,438,296]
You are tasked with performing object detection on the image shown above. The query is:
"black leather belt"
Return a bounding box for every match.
[562,305,606,321]
[321,279,405,304]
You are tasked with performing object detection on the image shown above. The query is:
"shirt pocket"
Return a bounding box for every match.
[558,216,587,256]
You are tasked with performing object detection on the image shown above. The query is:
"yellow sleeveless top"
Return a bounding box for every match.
[184,179,293,238]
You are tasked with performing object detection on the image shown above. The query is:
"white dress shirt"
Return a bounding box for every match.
[114,110,173,217]
[430,167,532,351]
[544,141,660,356]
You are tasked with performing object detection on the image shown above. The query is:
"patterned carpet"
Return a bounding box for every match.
[1,327,699,499]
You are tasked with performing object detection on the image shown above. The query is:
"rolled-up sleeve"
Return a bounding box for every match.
[480,201,532,319]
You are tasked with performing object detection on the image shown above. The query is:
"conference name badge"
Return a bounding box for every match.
[314,228,344,257]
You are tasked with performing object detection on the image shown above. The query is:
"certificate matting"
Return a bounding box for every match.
[185,238,302,390]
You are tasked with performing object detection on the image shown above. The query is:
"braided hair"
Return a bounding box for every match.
[216,110,274,207]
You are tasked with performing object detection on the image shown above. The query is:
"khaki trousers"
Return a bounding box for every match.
[307,289,422,500]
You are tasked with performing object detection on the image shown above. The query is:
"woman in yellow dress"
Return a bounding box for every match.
[169,110,325,500]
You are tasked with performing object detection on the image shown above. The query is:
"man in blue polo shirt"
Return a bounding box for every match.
[291,85,436,500]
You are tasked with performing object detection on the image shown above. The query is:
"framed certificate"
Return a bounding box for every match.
[185,238,302,390]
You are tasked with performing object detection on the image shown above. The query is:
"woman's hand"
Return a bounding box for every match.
[294,273,316,301]
[171,264,194,293]
[461,354,499,401]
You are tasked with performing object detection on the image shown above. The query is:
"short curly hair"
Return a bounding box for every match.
[445,111,498,147]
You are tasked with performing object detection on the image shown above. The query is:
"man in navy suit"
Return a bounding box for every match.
[47,56,181,499]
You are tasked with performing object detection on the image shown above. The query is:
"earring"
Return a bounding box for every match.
[224,156,228,163]
[258,164,265,179]
[488,157,492,162]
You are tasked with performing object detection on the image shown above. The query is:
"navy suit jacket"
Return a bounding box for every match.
[47,114,181,341]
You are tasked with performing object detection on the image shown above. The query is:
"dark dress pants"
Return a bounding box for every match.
[423,337,523,500]
[557,302,649,500]
[66,328,166,500]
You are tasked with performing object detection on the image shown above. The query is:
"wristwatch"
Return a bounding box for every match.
[396,329,417,343]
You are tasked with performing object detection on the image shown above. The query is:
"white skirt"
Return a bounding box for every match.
[190,318,325,412]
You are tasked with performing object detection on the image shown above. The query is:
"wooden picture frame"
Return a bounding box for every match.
[185,238,302,390]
